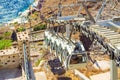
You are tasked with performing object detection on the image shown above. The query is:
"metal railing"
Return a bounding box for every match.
[23,42,35,80]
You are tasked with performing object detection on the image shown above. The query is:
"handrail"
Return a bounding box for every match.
[23,42,35,80]
[23,42,30,80]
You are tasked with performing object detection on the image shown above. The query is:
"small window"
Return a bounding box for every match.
[63,50,69,60]
[1,51,3,52]
[7,60,10,62]
[70,54,87,64]
[12,60,15,62]
[14,46,17,48]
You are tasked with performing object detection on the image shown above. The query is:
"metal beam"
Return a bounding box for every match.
[81,2,95,23]
[110,60,118,80]
[104,32,118,36]
[114,43,120,46]
[99,31,115,34]
[107,36,120,40]
[91,26,107,29]
[111,41,120,44]
[95,0,107,21]
[109,38,120,41]
[105,34,120,37]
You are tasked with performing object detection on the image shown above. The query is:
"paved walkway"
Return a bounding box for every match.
[0,68,22,80]
[35,72,47,80]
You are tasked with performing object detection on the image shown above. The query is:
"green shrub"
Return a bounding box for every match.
[0,40,12,50]
[14,22,18,25]
[0,31,11,40]
[4,32,11,36]
[33,24,47,31]
[16,27,26,32]
[0,36,3,40]
[3,32,11,39]
[35,59,42,66]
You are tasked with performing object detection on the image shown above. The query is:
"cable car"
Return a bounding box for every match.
[63,41,88,69]
[44,30,88,69]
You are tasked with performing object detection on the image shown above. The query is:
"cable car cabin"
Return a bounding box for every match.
[44,30,88,69]
[68,52,88,69]
[64,42,88,69]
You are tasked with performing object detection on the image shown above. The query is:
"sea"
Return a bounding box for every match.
[0,0,34,23]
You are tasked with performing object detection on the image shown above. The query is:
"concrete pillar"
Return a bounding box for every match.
[66,23,73,38]
[110,60,118,80]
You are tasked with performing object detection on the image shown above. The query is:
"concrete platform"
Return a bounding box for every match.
[90,72,110,80]
[35,72,47,80]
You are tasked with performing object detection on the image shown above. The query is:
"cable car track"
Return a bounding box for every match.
[79,23,120,66]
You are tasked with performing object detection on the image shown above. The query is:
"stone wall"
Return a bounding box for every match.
[0,48,20,69]
[17,31,30,63]
[0,31,30,69]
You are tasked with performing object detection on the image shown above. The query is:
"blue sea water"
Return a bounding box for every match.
[0,0,34,23]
